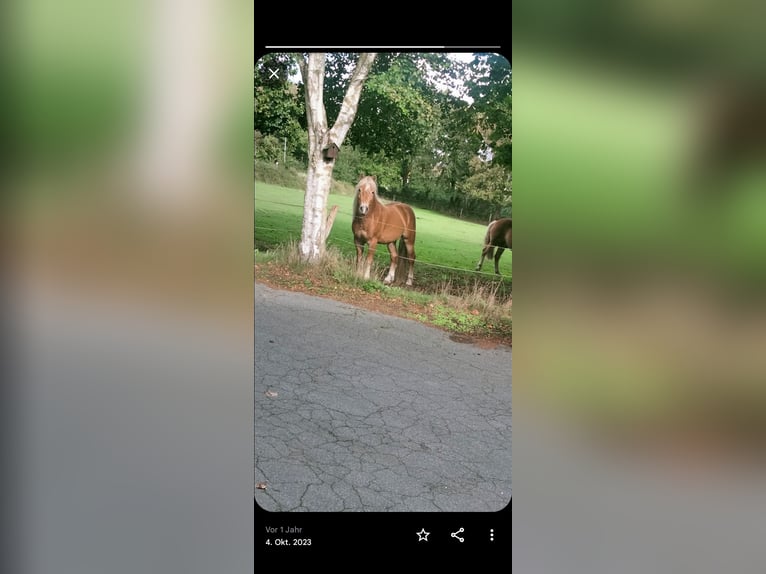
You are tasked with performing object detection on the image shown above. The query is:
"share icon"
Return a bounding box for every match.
[451,527,465,543]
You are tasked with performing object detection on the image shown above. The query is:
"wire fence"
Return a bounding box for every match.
[254,197,512,281]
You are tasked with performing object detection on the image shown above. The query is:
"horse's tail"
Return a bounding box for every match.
[483,221,496,256]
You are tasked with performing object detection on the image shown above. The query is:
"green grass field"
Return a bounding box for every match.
[254,181,512,297]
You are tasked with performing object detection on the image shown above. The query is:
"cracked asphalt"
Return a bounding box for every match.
[254,282,512,512]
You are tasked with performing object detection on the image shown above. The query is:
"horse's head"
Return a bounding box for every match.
[355,176,377,216]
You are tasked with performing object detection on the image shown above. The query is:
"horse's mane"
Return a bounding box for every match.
[353,176,378,216]
[352,190,359,218]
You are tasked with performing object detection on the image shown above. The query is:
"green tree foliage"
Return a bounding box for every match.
[254,51,512,219]
[463,156,512,215]
[254,132,281,162]
[469,53,512,171]
[332,145,399,189]
[324,53,471,189]
[349,54,436,157]
[254,54,306,160]
[430,93,484,193]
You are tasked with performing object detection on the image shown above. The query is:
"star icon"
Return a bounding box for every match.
[416,528,430,542]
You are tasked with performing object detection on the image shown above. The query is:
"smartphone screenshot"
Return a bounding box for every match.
[254,46,511,556]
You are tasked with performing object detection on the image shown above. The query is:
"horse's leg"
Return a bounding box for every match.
[405,238,415,286]
[354,239,365,277]
[384,242,397,284]
[476,245,493,271]
[494,247,505,275]
[364,239,378,280]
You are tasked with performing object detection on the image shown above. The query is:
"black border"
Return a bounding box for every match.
[255,498,511,555]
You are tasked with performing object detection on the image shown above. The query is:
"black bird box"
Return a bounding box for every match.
[322,142,339,160]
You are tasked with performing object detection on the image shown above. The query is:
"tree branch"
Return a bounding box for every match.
[330,53,377,144]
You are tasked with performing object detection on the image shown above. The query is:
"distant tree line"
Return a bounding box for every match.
[255,52,511,222]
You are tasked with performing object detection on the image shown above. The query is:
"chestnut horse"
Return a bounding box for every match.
[352,176,417,286]
[476,218,512,275]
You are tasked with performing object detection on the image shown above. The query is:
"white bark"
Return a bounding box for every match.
[298,52,376,263]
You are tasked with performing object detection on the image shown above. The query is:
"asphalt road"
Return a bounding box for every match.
[254,282,512,512]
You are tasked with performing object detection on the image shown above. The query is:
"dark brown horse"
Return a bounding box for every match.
[352,176,417,286]
[476,218,512,275]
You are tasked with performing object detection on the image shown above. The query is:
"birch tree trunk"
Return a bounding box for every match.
[297,52,376,263]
